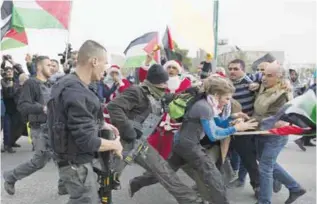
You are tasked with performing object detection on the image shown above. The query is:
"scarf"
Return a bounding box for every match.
[167,76,181,92]
[142,80,166,100]
[219,102,231,120]
[206,95,221,115]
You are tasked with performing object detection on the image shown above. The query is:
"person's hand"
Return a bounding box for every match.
[43,106,47,114]
[113,136,123,159]
[145,53,154,65]
[103,123,120,137]
[113,75,120,85]
[231,118,244,125]
[234,118,258,131]
[25,54,32,63]
[231,112,250,120]
[274,120,290,128]
[249,83,260,91]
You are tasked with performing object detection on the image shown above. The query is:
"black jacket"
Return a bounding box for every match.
[107,85,152,141]
[1,79,18,114]
[50,73,102,164]
[18,78,50,127]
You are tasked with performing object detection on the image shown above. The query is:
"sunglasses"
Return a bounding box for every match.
[228,67,239,71]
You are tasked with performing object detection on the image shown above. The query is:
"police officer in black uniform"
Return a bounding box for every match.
[107,64,201,204]
[47,40,123,204]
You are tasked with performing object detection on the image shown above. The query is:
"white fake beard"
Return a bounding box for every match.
[167,76,181,92]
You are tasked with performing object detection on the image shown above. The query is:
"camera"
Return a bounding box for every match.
[2,55,12,61]
[58,43,72,65]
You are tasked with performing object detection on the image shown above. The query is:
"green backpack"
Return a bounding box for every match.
[168,87,205,122]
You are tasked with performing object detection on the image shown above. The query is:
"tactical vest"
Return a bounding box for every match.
[47,82,103,162]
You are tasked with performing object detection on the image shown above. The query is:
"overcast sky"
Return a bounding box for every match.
[3,0,316,65]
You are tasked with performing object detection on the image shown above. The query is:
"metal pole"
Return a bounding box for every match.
[212,0,219,73]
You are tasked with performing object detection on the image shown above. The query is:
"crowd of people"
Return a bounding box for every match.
[1,40,316,204]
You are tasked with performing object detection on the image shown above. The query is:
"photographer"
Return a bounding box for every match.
[1,67,19,153]
[1,55,24,80]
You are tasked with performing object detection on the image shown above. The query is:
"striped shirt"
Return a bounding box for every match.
[232,75,257,116]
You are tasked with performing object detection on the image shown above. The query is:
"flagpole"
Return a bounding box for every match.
[212,0,219,73]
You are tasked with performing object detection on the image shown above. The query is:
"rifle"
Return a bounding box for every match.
[124,113,163,165]
[93,129,120,204]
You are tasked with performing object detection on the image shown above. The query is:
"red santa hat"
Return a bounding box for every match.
[163,60,183,74]
[106,65,122,75]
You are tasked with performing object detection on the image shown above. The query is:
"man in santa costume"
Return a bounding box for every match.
[103,65,130,123]
[147,60,191,159]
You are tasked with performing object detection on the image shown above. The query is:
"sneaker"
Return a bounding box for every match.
[58,187,68,195]
[285,188,306,204]
[273,179,282,193]
[228,178,245,188]
[12,143,21,148]
[230,170,239,182]
[253,187,260,199]
[4,181,15,195]
[294,139,306,151]
[5,146,16,153]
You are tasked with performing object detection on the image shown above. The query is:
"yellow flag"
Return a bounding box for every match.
[171,0,214,54]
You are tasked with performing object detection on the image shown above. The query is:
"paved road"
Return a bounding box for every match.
[1,136,316,204]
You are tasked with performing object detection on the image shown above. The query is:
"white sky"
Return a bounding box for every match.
[2,0,316,66]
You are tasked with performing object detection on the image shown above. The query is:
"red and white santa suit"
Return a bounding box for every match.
[103,65,130,123]
[147,60,191,159]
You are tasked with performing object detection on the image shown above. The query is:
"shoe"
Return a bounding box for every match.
[4,181,15,195]
[294,139,306,151]
[58,187,68,195]
[12,143,21,148]
[230,170,239,182]
[285,188,306,204]
[4,146,16,153]
[273,179,282,193]
[128,180,141,198]
[253,187,260,199]
[228,178,245,188]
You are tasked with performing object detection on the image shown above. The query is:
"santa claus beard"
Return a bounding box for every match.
[167,76,181,92]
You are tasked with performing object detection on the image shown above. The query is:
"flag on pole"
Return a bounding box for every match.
[1,0,28,50]
[260,89,316,135]
[123,32,159,68]
[11,1,71,30]
[235,89,316,136]
[1,0,71,51]
[162,26,182,62]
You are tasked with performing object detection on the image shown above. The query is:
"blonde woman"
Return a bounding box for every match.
[129,76,258,204]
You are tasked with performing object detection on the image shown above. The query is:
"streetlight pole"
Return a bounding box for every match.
[212,0,219,73]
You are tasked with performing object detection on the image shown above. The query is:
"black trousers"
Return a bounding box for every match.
[231,135,260,188]
[112,140,199,204]
[129,142,230,204]
[10,112,25,146]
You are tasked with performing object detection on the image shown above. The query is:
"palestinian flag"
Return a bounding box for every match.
[162,26,182,62]
[235,89,316,136]
[1,1,28,50]
[11,1,71,30]
[123,32,159,68]
[1,0,71,50]
[261,89,316,135]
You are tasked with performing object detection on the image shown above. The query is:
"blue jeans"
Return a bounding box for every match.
[255,135,301,204]
[230,149,247,182]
